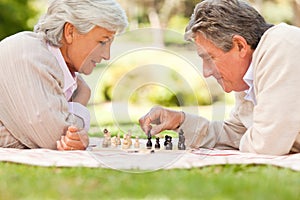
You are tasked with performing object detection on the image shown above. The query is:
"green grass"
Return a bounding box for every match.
[0,162,299,200]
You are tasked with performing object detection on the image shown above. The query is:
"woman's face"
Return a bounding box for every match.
[61,24,115,75]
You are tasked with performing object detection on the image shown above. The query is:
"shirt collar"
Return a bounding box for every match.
[243,63,257,105]
[47,44,77,94]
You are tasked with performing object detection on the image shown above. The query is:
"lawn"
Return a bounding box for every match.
[0,162,299,200]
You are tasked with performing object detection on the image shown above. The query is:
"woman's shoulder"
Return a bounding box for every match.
[0,32,48,56]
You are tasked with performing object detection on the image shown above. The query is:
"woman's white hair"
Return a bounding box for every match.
[34,0,128,47]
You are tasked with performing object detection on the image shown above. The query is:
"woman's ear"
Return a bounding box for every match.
[232,35,250,57]
[63,22,75,44]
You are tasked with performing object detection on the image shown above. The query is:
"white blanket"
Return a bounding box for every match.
[0,138,299,171]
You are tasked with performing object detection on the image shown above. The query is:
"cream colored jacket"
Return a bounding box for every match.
[179,23,300,155]
[0,32,74,149]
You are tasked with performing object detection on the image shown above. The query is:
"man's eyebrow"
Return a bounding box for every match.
[198,53,205,57]
[198,53,209,58]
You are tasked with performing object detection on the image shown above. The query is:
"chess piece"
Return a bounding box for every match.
[116,133,121,145]
[164,135,169,146]
[126,133,132,147]
[134,136,140,148]
[146,131,152,149]
[111,136,117,147]
[103,128,111,138]
[102,128,111,147]
[102,134,110,148]
[122,133,130,149]
[154,137,160,149]
[164,135,173,150]
[178,129,186,150]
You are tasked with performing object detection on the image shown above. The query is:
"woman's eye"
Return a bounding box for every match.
[99,41,107,46]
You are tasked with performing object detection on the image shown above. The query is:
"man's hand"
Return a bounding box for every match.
[139,106,185,136]
[56,126,89,151]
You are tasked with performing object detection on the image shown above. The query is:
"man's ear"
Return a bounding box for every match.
[63,22,75,44]
[232,35,249,57]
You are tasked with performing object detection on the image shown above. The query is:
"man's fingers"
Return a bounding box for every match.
[139,107,163,134]
[150,124,164,135]
[139,116,152,132]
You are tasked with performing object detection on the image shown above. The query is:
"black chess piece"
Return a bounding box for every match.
[164,135,173,150]
[146,131,152,149]
[164,135,169,146]
[178,129,186,150]
[155,137,160,149]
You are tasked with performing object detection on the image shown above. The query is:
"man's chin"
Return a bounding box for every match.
[218,83,231,93]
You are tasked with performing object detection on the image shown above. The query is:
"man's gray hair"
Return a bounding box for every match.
[185,0,273,51]
[34,0,128,47]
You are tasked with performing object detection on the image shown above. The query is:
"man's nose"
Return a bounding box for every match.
[202,64,214,78]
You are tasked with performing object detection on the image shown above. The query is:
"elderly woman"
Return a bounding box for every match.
[0,0,128,150]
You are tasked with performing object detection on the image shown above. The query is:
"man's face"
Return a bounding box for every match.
[63,25,115,75]
[195,33,252,93]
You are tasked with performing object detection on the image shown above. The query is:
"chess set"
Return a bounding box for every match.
[95,128,187,153]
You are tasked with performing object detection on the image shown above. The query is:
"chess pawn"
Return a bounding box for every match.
[122,134,127,148]
[116,133,121,145]
[155,137,160,149]
[126,134,132,147]
[134,136,140,148]
[146,132,152,149]
[122,136,129,149]
[165,135,173,150]
[103,128,111,138]
[103,128,111,147]
[164,135,169,147]
[178,129,186,150]
[102,135,109,148]
[111,136,117,148]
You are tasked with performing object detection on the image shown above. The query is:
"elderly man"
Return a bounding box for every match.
[139,0,300,155]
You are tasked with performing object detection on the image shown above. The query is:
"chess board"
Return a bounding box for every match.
[87,137,189,171]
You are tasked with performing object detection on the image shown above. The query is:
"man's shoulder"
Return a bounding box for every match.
[263,23,300,42]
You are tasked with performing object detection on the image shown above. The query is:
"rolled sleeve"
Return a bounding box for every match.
[177,113,210,149]
[68,102,90,131]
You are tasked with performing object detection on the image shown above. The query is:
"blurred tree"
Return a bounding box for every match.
[119,0,198,46]
[0,0,38,40]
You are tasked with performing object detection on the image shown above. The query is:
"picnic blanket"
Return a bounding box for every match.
[0,137,299,171]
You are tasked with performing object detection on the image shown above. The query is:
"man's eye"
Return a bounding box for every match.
[203,56,211,61]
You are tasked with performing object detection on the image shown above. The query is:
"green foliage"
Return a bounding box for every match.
[262,1,293,24]
[94,49,214,107]
[167,15,189,33]
[0,0,39,40]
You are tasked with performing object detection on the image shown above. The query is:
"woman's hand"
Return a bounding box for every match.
[57,126,89,151]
